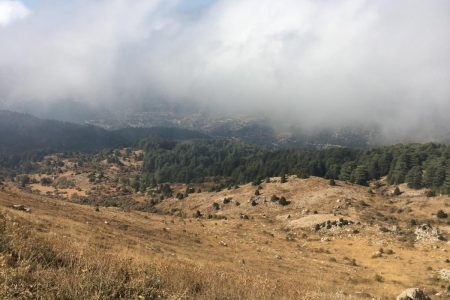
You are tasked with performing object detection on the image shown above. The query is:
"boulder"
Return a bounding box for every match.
[396,288,430,300]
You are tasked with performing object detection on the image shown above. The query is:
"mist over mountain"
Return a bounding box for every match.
[0,0,449,144]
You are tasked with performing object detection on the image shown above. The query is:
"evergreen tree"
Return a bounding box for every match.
[405,166,423,189]
[339,162,354,181]
[442,165,450,194]
[388,153,409,184]
[351,165,369,186]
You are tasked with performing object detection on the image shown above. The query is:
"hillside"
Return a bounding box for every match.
[0,110,121,154]
[0,111,208,168]
[1,169,450,299]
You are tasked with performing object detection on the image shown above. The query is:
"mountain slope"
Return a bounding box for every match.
[0,110,122,155]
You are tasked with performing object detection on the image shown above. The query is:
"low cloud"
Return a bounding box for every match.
[0,0,30,26]
[0,0,449,141]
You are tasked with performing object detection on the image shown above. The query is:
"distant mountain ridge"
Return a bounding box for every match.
[0,110,209,167]
[0,110,121,154]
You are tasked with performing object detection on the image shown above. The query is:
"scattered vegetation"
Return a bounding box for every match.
[437,210,448,219]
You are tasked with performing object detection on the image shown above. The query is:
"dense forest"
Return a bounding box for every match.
[0,110,208,168]
[142,140,450,194]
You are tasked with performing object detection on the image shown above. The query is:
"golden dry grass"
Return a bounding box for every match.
[0,209,364,300]
[0,177,449,299]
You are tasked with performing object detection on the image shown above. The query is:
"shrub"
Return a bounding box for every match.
[40,177,53,186]
[17,175,30,187]
[278,197,290,206]
[379,227,390,233]
[212,202,220,210]
[251,179,261,186]
[374,274,384,282]
[437,210,448,219]
[426,190,436,197]
[223,197,232,204]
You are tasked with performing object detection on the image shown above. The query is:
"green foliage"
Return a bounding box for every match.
[406,166,423,189]
[278,196,290,206]
[141,140,450,194]
[131,175,141,192]
[40,177,52,186]
[426,190,436,197]
[223,197,232,204]
[351,165,369,186]
[160,184,173,197]
[437,210,448,219]
[17,175,30,187]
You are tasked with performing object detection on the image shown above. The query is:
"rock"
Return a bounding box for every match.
[415,224,443,242]
[321,236,331,242]
[219,241,227,247]
[240,213,249,220]
[438,268,450,281]
[12,204,31,213]
[396,288,430,300]
[371,251,383,258]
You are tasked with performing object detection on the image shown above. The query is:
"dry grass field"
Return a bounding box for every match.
[1,172,450,299]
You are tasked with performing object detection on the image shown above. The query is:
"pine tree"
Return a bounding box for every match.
[339,162,354,181]
[388,153,409,184]
[442,165,450,194]
[406,166,423,189]
[424,161,446,188]
[352,165,369,186]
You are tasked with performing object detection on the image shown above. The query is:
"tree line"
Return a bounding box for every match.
[141,140,450,194]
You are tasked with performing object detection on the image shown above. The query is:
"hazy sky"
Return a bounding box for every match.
[0,0,449,139]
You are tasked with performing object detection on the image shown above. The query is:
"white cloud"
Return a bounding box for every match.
[0,0,449,140]
[0,1,30,26]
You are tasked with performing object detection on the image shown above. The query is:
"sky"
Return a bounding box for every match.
[0,0,449,141]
